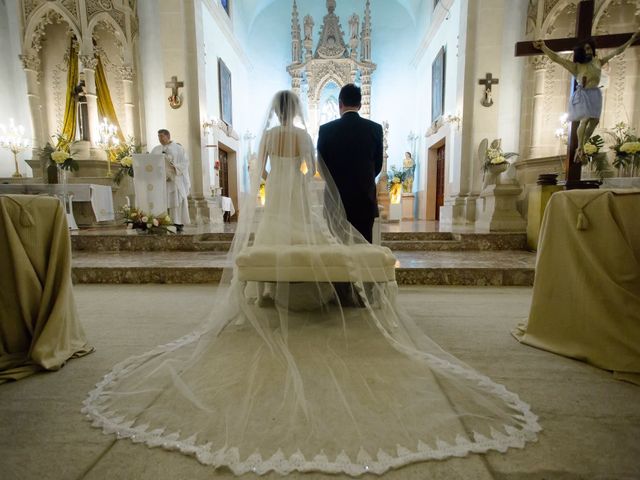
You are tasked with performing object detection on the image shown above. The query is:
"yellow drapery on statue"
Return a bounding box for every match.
[95,54,125,143]
[58,37,79,150]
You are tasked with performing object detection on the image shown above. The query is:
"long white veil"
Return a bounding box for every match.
[83,91,540,476]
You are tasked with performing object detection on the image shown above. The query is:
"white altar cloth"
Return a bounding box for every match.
[0,184,115,222]
[221,196,235,217]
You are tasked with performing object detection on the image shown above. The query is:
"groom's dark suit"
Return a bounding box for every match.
[317,111,383,242]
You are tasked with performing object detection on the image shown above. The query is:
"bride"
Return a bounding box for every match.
[83,91,540,476]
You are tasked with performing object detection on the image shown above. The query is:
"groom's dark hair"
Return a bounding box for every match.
[339,84,361,107]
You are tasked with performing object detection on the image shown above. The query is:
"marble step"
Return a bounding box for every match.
[71,231,527,252]
[71,250,535,286]
[382,232,526,251]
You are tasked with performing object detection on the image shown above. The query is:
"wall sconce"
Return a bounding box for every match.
[445,113,462,130]
[202,117,220,135]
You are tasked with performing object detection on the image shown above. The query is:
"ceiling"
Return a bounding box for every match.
[238,0,423,30]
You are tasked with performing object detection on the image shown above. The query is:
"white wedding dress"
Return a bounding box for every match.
[83,108,540,476]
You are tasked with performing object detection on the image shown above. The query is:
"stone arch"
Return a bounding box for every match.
[88,11,129,50]
[541,0,576,36]
[312,73,347,104]
[23,2,82,53]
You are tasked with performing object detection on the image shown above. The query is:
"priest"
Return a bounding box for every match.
[151,129,191,232]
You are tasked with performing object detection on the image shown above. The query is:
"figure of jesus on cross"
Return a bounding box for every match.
[516,0,640,188]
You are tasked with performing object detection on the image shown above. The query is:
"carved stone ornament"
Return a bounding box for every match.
[30,9,66,52]
[315,1,348,59]
[288,0,376,125]
[118,64,135,81]
[80,54,99,69]
[530,55,552,70]
[19,53,41,71]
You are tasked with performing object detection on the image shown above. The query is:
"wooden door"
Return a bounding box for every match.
[219,148,229,197]
[435,145,445,221]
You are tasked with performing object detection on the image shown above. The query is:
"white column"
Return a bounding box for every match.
[19,54,45,153]
[119,64,136,138]
[79,54,101,152]
[136,0,167,147]
[528,56,551,159]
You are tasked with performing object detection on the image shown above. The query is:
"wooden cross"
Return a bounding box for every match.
[165,76,184,109]
[515,0,640,189]
[478,73,499,107]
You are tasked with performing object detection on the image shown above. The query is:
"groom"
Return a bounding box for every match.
[317,84,383,243]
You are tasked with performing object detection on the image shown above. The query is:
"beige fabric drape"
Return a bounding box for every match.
[514,189,640,385]
[0,195,93,383]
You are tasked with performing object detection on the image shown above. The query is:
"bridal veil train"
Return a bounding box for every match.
[83,91,540,476]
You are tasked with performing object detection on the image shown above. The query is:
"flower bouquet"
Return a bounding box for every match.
[50,149,79,171]
[259,178,266,206]
[122,205,173,234]
[112,138,142,185]
[386,166,406,191]
[50,133,79,172]
[386,166,404,203]
[482,139,518,172]
[606,122,640,177]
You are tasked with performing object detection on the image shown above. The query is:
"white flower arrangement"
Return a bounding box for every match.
[122,205,173,234]
[482,139,518,172]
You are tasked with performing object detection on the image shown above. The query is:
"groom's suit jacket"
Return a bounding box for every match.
[317,111,383,222]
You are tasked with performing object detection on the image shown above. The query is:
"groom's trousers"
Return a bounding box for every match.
[349,217,374,244]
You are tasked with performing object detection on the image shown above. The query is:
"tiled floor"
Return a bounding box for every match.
[2,285,639,480]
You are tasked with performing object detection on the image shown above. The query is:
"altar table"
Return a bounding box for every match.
[0,183,115,227]
[513,189,640,384]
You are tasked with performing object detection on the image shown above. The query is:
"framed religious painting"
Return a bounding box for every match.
[431,46,446,122]
[218,58,233,127]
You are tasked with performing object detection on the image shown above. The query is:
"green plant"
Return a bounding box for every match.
[582,135,609,180]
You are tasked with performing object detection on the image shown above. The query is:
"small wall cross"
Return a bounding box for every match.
[165,76,184,109]
[478,73,499,107]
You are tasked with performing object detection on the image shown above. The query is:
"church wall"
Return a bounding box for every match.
[413,0,462,220]
[0,0,32,178]
[596,2,640,139]
[368,1,421,174]
[201,1,251,200]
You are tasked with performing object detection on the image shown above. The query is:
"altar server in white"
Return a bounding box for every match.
[152,129,191,231]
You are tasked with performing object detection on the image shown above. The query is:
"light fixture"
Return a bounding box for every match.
[203,117,220,135]
[555,113,569,145]
[445,113,462,130]
[0,118,30,178]
[96,117,119,176]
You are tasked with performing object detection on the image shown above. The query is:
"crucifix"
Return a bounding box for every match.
[165,76,184,109]
[478,73,499,107]
[515,0,640,189]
